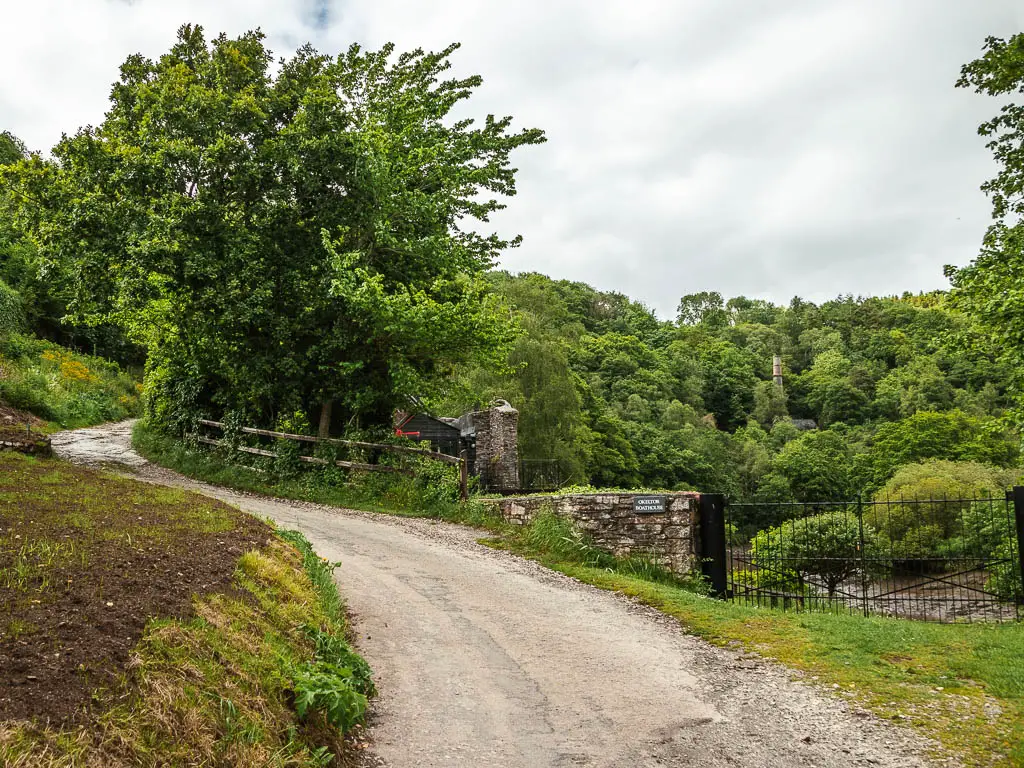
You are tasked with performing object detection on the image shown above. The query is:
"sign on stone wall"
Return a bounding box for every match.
[486,491,700,575]
[633,495,667,514]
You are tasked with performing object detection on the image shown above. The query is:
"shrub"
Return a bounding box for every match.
[749,511,886,597]
[869,460,1018,541]
[291,661,369,731]
[868,410,1020,486]
[0,279,23,337]
[988,537,1023,602]
[414,457,462,507]
[0,333,141,426]
[770,431,854,501]
[959,500,1017,560]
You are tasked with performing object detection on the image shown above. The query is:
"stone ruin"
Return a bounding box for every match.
[396,400,520,493]
[462,400,520,493]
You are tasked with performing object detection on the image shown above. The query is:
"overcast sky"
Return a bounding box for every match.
[3,1,1023,317]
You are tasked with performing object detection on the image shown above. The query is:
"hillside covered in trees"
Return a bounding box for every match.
[435,273,1021,501]
[3,27,1024,510]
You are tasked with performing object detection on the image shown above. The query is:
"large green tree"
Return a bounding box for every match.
[948,33,1024,423]
[19,26,544,433]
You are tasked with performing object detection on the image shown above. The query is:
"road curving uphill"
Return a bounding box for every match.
[52,420,947,768]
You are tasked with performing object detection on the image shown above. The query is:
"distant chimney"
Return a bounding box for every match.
[772,355,784,390]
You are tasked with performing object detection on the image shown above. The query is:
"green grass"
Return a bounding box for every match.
[483,511,1023,765]
[0,332,141,428]
[136,422,1024,767]
[0,453,374,767]
[491,513,1024,766]
[545,565,1024,767]
[0,538,82,593]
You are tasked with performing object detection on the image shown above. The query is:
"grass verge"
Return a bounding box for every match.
[486,516,1024,767]
[549,564,1023,767]
[0,452,374,767]
[133,420,500,527]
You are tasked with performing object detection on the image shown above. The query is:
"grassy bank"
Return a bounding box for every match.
[0,332,141,429]
[0,452,374,767]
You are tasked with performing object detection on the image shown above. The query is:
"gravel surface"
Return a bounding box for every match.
[51,421,954,768]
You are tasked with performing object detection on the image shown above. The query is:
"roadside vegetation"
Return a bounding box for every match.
[133,423,1024,767]
[0,452,374,767]
[475,511,1024,767]
[0,332,140,429]
[553,562,1024,768]
[2,134,142,431]
[133,418,1019,765]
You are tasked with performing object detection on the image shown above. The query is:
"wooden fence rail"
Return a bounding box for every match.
[194,419,469,499]
[197,420,462,464]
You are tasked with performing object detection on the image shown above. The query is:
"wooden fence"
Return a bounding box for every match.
[195,419,469,500]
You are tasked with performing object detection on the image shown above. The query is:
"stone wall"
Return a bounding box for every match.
[0,431,52,457]
[484,492,701,575]
[472,402,519,492]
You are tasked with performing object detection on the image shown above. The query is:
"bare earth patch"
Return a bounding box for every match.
[0,453,272,725]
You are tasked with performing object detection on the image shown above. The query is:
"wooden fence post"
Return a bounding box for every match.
[459,450,469,502]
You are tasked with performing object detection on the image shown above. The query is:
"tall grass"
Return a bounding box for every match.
[0,332,140,427]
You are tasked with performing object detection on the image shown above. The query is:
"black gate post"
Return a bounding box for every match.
[856,495,870,617]
[699,493,729,598]
[1012,487,1024,607]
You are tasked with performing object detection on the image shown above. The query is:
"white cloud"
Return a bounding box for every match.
[2,0,1023,316]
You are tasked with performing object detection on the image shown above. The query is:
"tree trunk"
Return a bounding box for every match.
[318,399,334,439]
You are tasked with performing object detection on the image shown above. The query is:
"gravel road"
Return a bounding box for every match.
[50,421,951,768]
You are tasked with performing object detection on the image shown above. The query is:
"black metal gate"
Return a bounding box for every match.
[701,489,1024,623]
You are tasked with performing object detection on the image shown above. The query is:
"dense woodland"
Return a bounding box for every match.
[2,28,1024,516]
[435,273,1021,500]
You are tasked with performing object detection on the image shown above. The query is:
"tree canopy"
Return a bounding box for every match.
[948,33,1024,427]
[1,25,1020,517]
[9,26,544,433]
[434,271,1020,500]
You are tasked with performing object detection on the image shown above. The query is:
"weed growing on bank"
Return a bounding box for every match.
[0,333,140,428]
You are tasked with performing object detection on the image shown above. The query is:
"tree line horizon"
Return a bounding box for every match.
[1,26,1024,516]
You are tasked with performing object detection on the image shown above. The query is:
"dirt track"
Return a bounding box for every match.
[51,421,950,768]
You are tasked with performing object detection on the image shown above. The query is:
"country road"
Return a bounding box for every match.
[50,422,946,768]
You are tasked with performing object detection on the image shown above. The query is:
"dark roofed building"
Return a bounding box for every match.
[393,411,462,456]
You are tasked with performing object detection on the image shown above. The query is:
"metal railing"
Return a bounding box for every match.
[703,491,1024,623]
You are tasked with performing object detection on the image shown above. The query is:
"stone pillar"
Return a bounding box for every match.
[472,401,519,492]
